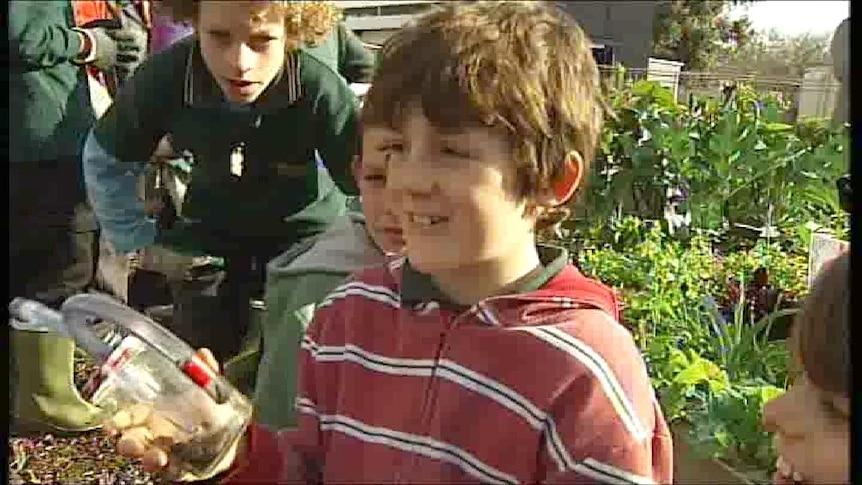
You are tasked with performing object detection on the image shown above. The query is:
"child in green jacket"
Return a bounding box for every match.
[226,134,404,428]
[304,22,376,84]
[82,1,360,362]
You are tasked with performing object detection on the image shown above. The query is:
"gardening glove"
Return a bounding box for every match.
[80,25,148,79]
[113,21,150,83]
[105,349,247,482]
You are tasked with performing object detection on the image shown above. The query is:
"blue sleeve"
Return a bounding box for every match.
[82,131,157,253]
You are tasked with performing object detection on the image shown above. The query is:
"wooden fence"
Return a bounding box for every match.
[598,65,842,121]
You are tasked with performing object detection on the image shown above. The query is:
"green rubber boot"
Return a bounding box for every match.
[10,329,105,435]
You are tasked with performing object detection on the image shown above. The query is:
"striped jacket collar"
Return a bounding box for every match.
[183,40,303,111]
[390,246,619,327]
[398,245,569,306]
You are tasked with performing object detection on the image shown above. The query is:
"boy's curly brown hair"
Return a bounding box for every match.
[155,0,341,50]
[362,1,607,229]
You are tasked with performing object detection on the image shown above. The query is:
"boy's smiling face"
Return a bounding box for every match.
[383,105,540,278]
[196,1,286,104]
[356,129,405,254]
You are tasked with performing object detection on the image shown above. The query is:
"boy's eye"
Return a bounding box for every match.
[441,146,471,158]
[208,31,231,42]
[377,142,403,162]
[378,142,403,152]
[363,174,386,184]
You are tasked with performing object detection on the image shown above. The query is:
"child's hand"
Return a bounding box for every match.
[152,135,177,162]
[105,349,244,481]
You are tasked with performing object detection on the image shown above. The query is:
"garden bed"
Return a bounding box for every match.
[563,76,847,475]
[9,432,158,485]
[672,422,768,485]
[8,359,161,484]
[567,218,818,479]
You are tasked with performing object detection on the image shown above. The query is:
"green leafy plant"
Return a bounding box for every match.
[646,341,729,422]
[701,293,793,386]
[576,224,719,348]
[580,80,689,225]
[716,239,808,312]
[687,380,785,474]
[572,79,848,247]
[569,218,802,475]
[565,79,843,475]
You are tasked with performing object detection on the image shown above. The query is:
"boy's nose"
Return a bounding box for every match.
[762,392,798,437]
[228,43,256,74]
[761,397,780,433]
[388,150,437,194]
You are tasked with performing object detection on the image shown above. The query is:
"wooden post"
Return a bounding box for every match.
[830,18,849,125]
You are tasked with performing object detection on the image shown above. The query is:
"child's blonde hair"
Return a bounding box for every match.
[156,0,341,50]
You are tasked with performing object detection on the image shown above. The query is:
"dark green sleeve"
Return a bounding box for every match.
[305,55,360,196]
[337,24,376,84]
[9,1,84,69]
[91,49,176,163]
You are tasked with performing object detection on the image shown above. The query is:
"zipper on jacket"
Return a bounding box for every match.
[394,308,477,483]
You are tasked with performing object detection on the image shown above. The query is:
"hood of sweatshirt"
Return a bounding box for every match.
[266,212,385,280]
[388,245,620,329]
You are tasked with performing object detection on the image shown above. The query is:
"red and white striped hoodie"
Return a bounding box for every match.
[225,248,673,484]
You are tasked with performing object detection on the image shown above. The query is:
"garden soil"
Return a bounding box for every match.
[8,359,162,484]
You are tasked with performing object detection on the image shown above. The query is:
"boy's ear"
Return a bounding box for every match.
[546,151,584,206]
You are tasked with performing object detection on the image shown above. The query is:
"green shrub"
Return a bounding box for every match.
[571,79,848,248]
[570,219,800,474]
[558,78,846,476]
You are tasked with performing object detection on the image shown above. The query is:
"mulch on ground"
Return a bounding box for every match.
[8,358,162,484]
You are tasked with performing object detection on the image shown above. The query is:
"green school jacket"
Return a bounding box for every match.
[254,212,386,430]
[9,1,95,164]
[303,23,376,84]
[83,36,360,255]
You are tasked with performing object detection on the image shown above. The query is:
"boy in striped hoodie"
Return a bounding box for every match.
[108,2,674,483]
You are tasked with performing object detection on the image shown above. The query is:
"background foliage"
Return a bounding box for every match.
[547,78,848,476]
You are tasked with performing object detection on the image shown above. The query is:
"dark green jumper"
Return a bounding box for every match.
[86,36,360,256]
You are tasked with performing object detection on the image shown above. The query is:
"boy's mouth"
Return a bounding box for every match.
[224,78,260,95]
[381,227,406,249]
[775,456,805,484]
[405,213,449,229]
